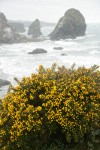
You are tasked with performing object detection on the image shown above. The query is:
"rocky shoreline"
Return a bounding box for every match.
[0,8,86,44]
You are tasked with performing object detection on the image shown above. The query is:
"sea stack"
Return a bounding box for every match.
[0,12,15,43]
[50,8,86,40]
[28,19,42,38]
[0,12,28,43]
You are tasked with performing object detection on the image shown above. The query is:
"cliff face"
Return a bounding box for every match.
[28,19,42,38]
[50,8,86,40]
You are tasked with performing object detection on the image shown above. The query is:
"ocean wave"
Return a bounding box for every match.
[75,36,87,40]
[0,68,9,80]
[55,40,78,46]
[74,34,95,40]
[89,50,100,55]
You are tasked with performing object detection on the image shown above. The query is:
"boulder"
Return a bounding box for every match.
[28,48,47,54]
[61,53,67,56]
[0,79,10,88]
[53,47,63,50]
[28,19,42,38]
[50,8,86,40]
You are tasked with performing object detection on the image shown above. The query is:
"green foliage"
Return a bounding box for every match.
[0,64,100,150]
[41,140,66,150]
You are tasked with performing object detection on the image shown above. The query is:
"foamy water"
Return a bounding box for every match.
[0,23,100,97]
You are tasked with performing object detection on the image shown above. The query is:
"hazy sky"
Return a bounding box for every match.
[0,0,100,23]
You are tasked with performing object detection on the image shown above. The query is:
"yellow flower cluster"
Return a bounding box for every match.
[0,64,100,149]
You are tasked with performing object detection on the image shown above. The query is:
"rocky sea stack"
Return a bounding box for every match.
[28,19,42,38]
[0,12,15,43]
[0,12,28,43]
[50,8,86,40]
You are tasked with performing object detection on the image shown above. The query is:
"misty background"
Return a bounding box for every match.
[0,0,100,23]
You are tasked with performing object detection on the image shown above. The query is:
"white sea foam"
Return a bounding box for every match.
[89,50,100,55]
[55,40,78,46]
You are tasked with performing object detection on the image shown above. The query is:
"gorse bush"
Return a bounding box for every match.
[0,64,100,150]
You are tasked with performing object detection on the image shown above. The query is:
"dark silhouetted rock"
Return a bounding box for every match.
[61,53,68,56]
[54,47,63,50]
[50,8,86,40]
[28,48,47,54]
[28,19,42,38]
[8,22,25,33]
[0,79,10,87]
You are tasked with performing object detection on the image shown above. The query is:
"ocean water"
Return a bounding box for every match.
[0,23,100,97]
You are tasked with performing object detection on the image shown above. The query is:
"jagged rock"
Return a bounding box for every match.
[53,47,63,50]
[0,79,10,87]
[0,12,15,43]
[2,27,15,43]
[28,19,42,38]
[0,12,30,43]
[0,12,7,29]
[14,33,29,43]
[28,48,47,54]
[8,22,25,33]
[50,8,86,40]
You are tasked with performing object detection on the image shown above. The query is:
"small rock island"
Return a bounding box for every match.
[28,19,42,38]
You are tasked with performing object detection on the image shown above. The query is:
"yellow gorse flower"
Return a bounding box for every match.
[0,64,100,149]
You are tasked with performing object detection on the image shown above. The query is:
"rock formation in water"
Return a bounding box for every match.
[28,19,42,38]
[0,12,15,43]
[53,47,63,50]
[0,79,10,88]
[50,8,86,40]
[28,48,47,54]
[0,12,29,43]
